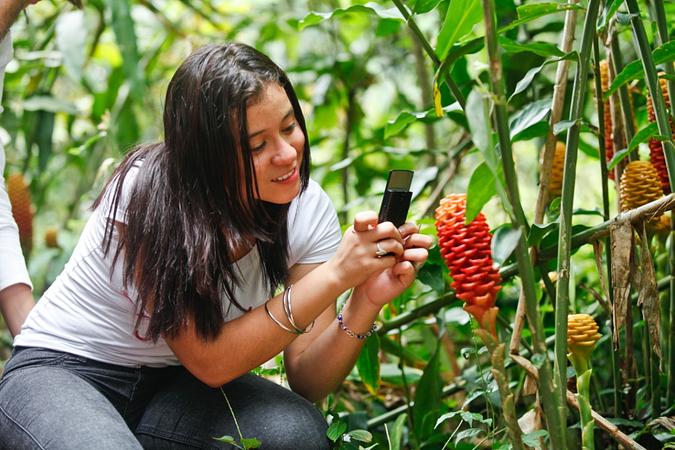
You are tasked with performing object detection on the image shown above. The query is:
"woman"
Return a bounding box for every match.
[0,43,431,449]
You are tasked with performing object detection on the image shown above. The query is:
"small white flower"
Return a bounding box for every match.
[342,435,351,443]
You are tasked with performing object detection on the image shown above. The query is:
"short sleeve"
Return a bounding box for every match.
[287,179,341,266]
[99,164,141,224]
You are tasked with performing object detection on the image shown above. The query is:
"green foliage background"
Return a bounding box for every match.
[2,0,675,448]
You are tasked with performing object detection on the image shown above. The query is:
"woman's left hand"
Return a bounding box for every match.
[353,222,433,308]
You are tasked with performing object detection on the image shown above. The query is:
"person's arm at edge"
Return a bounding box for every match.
[0,283,33,337]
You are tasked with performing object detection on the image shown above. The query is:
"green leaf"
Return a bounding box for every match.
[597,0,623,32]
[516,2,584,23]
[55,11,86,81]
[607,122,660,170]
[241,438,261,449]
[491,225,521,266]
[384,104,462,139]
[528,222,558,246]
[498,36,565,58]
[605,40,675,99]
[509,54,577,100]
[522,429,549,449]
[436,0,483,59]
[417,262,446,294]
[106,0,144,98]
[21,96,79,115]
[509,98,551,141]
[386,413,407,450]
[356,334,380,394]
[294,3,403,29]
[327,420,348,442]
[347,430,372,443]
[214,435,238,445]
[412,341,442,439]
[466,90,491,154]
[379,363,424,384]
[413,0,444,14]
[455,428,483,444]
[553,119,578,135]
[466,161,497,223]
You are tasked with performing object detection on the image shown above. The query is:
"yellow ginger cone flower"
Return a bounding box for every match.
[548,142,565,197]
[567,314,601,362]
[647,76,673,194]
[619,161,664,227]
[7,173,33,255]
[44,226,60,249]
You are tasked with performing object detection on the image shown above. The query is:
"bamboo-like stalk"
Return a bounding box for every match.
[651,0,675,406]
[609,37,636,157]
[481,0,564,446]
[625,0,675,413]
[390,0,466,109]
[592,36,621,417]
[554,0,601,438]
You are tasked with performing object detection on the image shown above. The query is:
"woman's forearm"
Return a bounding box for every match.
[284,288,381,402]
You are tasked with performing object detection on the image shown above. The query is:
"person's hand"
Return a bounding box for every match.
[326,211,404,292]
[352,222,432,308]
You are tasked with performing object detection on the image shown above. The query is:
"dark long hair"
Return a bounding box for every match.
[95,43,311,342]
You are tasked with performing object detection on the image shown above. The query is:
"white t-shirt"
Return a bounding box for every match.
[0,32,32,292]
[15,166,342,367]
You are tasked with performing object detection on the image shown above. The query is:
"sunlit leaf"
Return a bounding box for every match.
[386,413,407,450]
[605,40,675,99]
[466,161,496,223]
[55,11,86,81]
[436,0,483,60]
[498,36,565,58]
[327,420,348,442]
[20,96,79,115]
[509,98,551,141]
[413,0,444,14]
[509,53,577,100]
[356,334,380,394]
[294,3,403,30]
[106,0,144,98]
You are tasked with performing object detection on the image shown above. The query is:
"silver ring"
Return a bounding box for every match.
[375,241,387,257]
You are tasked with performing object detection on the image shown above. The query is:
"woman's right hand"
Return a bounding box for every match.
[325,211,404,291]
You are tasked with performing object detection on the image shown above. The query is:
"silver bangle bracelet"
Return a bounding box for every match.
[264,300,300,335]
[283,285,315,334]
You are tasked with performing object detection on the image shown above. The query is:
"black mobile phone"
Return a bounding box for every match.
[378,170,413,227]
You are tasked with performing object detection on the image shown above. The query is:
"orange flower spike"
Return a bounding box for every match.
[599,60,614,180]
[647,77,673,194]
[7,173,33,255]
[435,194,501,335]
[548,141,565,197]
[619,161,664,213]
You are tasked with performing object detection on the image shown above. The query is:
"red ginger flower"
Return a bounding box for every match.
[435,194,501,335]
[599,60,614,180]
[647,76,673,194]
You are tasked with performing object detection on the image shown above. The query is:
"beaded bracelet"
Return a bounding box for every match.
[337,312,377,340]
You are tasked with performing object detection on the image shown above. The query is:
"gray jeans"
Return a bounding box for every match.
[0,347,330,450]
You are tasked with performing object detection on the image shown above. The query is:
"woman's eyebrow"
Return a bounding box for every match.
[248,108,295,139]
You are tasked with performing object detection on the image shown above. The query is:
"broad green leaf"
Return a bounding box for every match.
[605,40,675,99]
[386,413,407,450]
[384,104,462,139]
[436,0,483,60]
[553,119,578,135]
[21,96,79,115]
[522,429,549,449]
[466,161,496,223]
[455,428,484,445]
[607,122,660,169]
[294,3,403,29]
[326,420,348,442]
[379,363,424,384]
[412,341,442,439]
[346,430,372,443]
[356,334,380,394]
[107,0,144,98]
[417,262,445,294]
[413,0,444,14]
[597,0,623,32]
[516,2,585,24]
[509,53,577,100]
[241,438,261,449]
[509,98,551,141]
[466,89,490,154]
[491,225,521,266]
[498,36,565,58]
[55,11,86,81]
[528,222,558,246]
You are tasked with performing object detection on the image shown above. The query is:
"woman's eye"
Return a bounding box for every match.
[283,123,297,134]
[251,142,266,152]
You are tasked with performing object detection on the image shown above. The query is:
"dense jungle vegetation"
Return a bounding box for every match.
[1,0,675,448]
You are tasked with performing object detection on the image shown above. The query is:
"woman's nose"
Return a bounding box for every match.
[273,139,297,164]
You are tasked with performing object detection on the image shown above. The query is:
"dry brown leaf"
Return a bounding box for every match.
[637,224,661,359]
[592,240,611,309]
[610,221,633,348]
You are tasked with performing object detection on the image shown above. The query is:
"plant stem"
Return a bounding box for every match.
[651,0,675,407]
[593,35,621,417]
[609,36,636,158]
[390,0,466,109]
[554,0,601,439]
[481,0,564,445]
